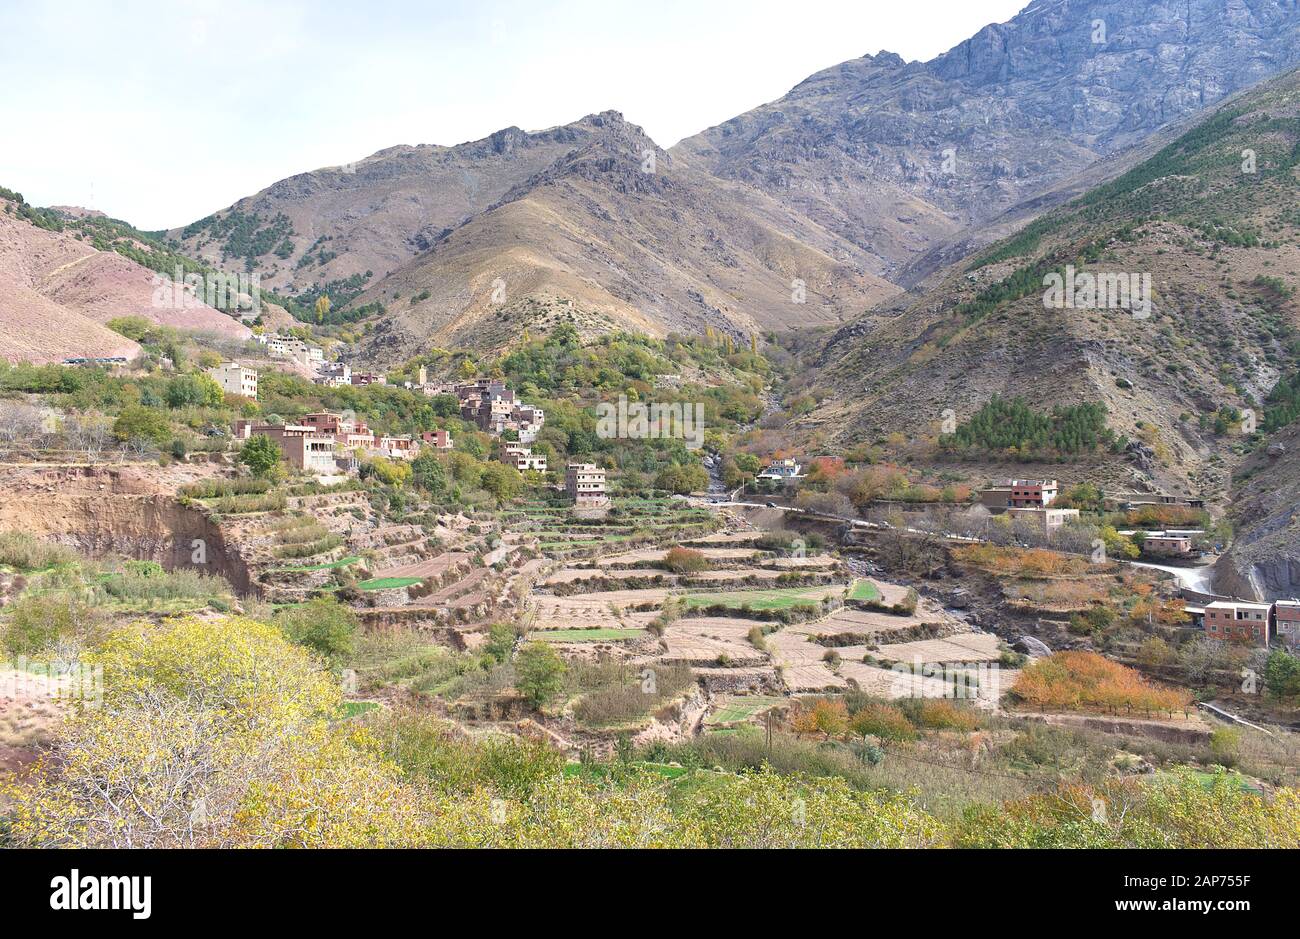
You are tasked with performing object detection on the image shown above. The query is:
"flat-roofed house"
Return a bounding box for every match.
[375,435,419,460]
[1006,506,1081,534]
[207,362,258,400]
[1005,479,1058,508]
[237,422,336,473]
[1273,600,1300,650]
[501,444,547,473]
[1203,600,1272,646]
[1142,532,1195,558]
[422,429,453,450]
[566,462,607,505]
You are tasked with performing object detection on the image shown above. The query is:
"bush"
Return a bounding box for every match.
[112,405,172,447]
[905,699,979,732]
[275,597,359,665]
[2,591,107,657]
[847,702,916,741]
[663,546,708,574]
[791,698,849,737]
[1209,727,1242,766]
[0,532,79,571]
[572,663,694,726]
[179,478,271,499]
[98,565,232,605]
[1012,651,1192,713]
[483,623,520,664]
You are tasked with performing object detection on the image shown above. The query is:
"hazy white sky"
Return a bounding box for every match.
[0,0,1028,229]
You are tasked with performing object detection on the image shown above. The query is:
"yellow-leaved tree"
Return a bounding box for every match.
[0,616,428,848]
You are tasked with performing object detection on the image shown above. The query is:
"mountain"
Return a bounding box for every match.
[806,65,1300,507]
[160,0,1300,359]
[0,191,250,364]
[673,0,1300,283]
[353,112,897,360]
[166,123,603,294]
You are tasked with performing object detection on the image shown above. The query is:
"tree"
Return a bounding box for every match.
[411,451,448,497]
[655,462,707,494]
[112,405,172,448]
[106,315,153,341]
[1264,650,1300,701]
[0,616,427,848]
[1098,525,1140,560]
[791,698,849,738]
[314,295,331,324]
[367,457,411,487]
[64,413,112,462]
[165,373,223,408]
[275,597,358,665]
[239,434,283,477]
[480,462,523,501]
[515,642,566,708]
[483,623,519,665]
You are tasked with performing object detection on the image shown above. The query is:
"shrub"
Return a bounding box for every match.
[275,597,359,665]
[3,592,107,657]
[180,478,272,499]
[847,702,916,741]
[907,699,979,732]
[1209,727,1242,766]
[663,546,708,574]
[0,531,79,571]
[791,698,849,737]
[572,663,694,726]
[98,565,232,605]
[112,405,172,447]
[1011,651,1192,714]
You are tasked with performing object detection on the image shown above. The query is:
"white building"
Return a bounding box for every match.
[207,362,258,400]
[502,444,547,473]
[566,462,608,505]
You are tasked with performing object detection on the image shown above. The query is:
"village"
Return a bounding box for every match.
[205,343,610,507]
[199,336,1300,656]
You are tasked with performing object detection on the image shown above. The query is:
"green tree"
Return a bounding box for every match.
[483,623,519,665]
[106,316,153,341]
[165,373,224,408]
[239,434,283,478]
[112,405,172,447]
[275,597,358,666]
[1264,650,1300,700]
[411,451,448,497]
[515,642,566,709]
[655,462,708,494]
[480,462,523,501]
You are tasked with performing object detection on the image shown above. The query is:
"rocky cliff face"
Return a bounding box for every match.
[1216,422,1300,601]
[673,0,1300,280]
[0,466,252,593]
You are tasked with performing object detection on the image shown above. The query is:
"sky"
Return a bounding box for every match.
[0,0,1028,230]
